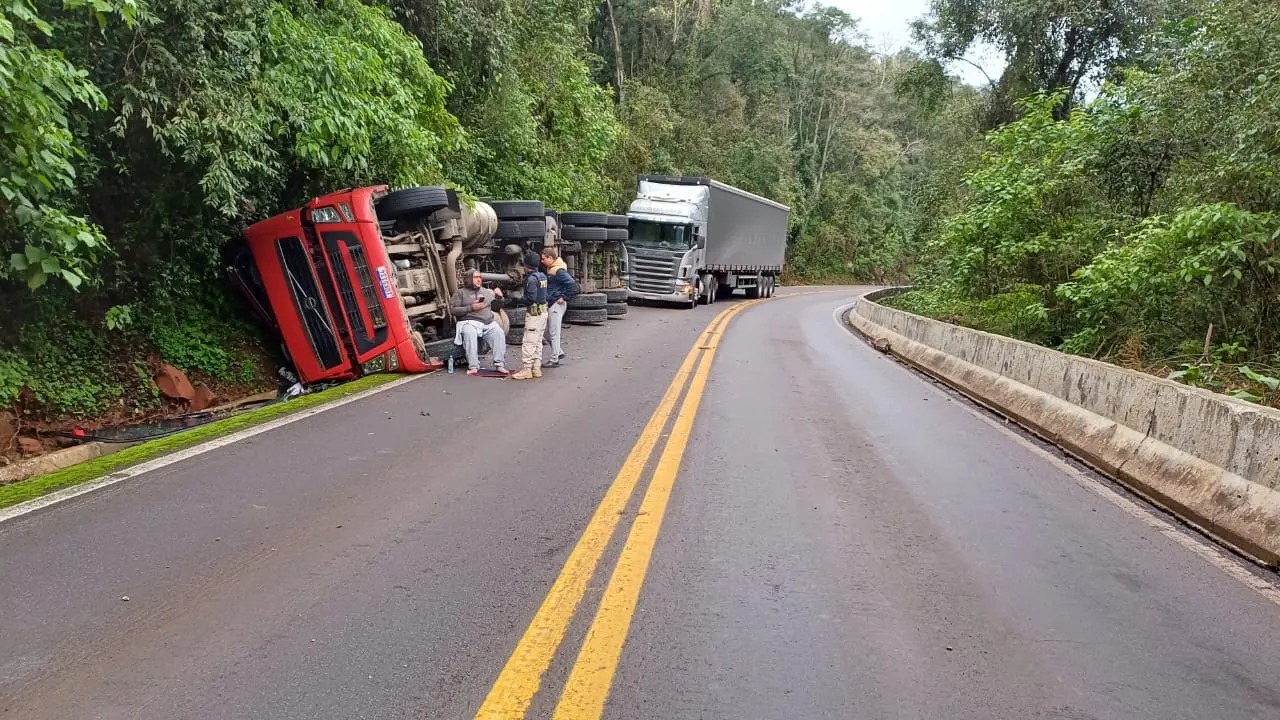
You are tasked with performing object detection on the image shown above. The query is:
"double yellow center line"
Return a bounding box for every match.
[473,298,764,720]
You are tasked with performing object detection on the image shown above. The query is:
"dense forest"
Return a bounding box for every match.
[2,0,1279,434]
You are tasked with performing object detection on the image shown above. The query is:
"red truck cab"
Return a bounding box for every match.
[233,186,435,384]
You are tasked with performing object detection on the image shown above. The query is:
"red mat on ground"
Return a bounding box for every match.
[468,368,511,378]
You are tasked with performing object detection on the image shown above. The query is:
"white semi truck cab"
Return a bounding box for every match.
[624,175,789,308]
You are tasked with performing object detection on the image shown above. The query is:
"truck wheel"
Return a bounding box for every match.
[377,186,451,222]
[606,302,628,317]
[560,211,609,227]
[746,275,762,299]
[561,226,608,242]
[606,228,628,242]
[567,292,607,310]
[605,214,628,228]
[423,337,463,364]
[566,307,608,325]
[495,220,546,239]
[603,287,628,303]
[506,305,526,327]
[489,200,545,220]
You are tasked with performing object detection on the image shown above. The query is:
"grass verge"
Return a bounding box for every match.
[0,373,409,510]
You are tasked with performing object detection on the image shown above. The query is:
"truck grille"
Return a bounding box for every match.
[328,243,387,333]
[628,251,679,294]
[277,237,344,369]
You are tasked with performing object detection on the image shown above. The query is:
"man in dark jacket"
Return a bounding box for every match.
[510,250,549,380]
[540,246,578,367]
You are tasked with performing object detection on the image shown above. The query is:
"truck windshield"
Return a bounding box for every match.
[628,220,693,250]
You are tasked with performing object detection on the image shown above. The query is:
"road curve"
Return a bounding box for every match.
[3,289,1280,720]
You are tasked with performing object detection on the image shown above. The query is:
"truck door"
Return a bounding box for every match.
[306,198,395,369]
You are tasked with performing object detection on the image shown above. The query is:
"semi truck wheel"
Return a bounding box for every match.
[606,228,628,242]
[505,305,526,327]
[494,220,546,239]
[422,337,463,363]
[700,276,717,306]
[566,307,608,325]
[605,214,628,228]
[560,211,609,227]
[561,226,608,242]
[489,200,545,220]
[376,186,451,222]
[567,292,607,310]
[603,287,628,303]
[605,302,628,317]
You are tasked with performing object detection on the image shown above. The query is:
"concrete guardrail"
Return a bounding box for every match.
[846,288,1280,567]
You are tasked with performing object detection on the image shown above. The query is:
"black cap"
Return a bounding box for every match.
[523,250,540,270]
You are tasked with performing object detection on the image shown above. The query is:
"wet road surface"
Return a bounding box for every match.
[3,288,1280,720]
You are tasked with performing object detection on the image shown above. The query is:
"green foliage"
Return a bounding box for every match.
[17,309,123,416]
[140,299,260,384]
[898,0,1280,408]
[0,351,30,408]
[888,284,1053,345]
[1,0,143,291]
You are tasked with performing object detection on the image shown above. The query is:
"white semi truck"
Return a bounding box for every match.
[623,175,789,308]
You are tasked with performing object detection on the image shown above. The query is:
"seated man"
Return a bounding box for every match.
[451,269,508,376]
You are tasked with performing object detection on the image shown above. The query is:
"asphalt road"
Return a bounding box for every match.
[4,288,1280,720]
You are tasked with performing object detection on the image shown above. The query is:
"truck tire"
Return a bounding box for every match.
[560,211,608,227]
[606,228,628,242]
[506,327,524,347]
[566,308,608,325]
[561,226,608,242]
[606,302,628,317]
[603,287,628,303]
[423,337,463,364]
[568,292,607,309]
[605,214,628,228]
[506,304,526,327]
[489,200,545,220]
[377,186,451,221]
[495,220,546,239]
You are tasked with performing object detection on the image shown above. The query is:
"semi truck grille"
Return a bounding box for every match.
[277,237,344,369]
[328,244,388,333]
[628,252,679,294]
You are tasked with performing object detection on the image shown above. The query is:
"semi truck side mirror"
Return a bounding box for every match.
[696,234,706,249]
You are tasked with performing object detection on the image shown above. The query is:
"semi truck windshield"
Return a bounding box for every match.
[628,220,693,250]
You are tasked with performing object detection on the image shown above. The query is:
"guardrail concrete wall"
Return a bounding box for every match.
[847,289,1280,566]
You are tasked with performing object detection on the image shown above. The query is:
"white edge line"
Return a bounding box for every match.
[0,373,430,525]
[829,300,1280,606]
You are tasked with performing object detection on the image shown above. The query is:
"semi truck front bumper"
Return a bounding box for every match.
[627,282,694,304]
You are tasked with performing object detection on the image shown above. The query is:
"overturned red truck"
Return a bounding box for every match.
[226,185,629,385]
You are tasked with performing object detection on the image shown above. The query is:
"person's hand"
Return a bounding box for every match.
[471,300,486,312]
[557,297,566,305]
[494,288,504,298]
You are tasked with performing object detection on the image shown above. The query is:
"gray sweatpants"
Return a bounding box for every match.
[545,300,566,359]
[459,321,506,369]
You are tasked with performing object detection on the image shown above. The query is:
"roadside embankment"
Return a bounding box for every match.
[846,288,1280,566]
